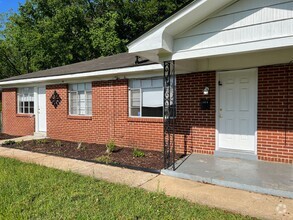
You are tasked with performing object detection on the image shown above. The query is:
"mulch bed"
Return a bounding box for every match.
[0,133,19,140]
[3,139,183,170]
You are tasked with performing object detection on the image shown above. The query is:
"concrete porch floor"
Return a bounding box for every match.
[162,154,293,199]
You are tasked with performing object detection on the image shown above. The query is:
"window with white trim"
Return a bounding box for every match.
[68,83,92,116]
[17,87,34,114]
[129,77,165,117]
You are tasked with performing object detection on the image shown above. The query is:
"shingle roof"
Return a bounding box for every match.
[0,52,157,82]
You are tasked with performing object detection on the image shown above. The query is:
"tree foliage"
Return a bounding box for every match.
[0,0,190,79]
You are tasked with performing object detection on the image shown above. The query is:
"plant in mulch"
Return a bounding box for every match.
[34,139,48,145]
[16,141,24,147]
[132,148,145,158]
[54,141,62,147]
[2,140,16,146]
[77,142,86,151]
[95,155,112,164]
[77,142,82,149]
[106,139,116,154]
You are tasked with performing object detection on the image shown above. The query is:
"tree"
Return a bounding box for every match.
[0,0,191,79]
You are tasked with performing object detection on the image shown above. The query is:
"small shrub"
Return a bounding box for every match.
[16,141,24,147]
[55,141,62,147]
[2,140,16,146]
[106,139,116,153]
[95,155,112,164]
[35,139,48,144]
[132,148,145,158]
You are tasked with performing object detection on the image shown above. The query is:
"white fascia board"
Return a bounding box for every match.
[128,0,204,48]
[128,0,205,54]
[0,64,163,87]
[128,0,235,55]
[171,36,293,61]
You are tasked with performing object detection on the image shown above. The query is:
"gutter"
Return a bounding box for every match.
[0,64,163,87]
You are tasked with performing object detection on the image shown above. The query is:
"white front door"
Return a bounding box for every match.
[217,69,257,152]
[37,86,47,132]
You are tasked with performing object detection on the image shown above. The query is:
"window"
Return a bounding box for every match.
[69,83,92,116]
[129,77,165,117]
[17,87,34,114]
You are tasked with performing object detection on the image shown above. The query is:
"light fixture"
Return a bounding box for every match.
[203,86,209,95]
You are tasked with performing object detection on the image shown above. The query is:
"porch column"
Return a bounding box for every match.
[163,60,176,170]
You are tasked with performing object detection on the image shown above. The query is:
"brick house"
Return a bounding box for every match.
[0,0,292,164]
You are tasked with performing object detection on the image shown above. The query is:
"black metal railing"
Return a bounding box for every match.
[163,60,176,170]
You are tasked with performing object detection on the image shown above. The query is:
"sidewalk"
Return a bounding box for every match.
[0,146,292,220]
[0,135,44,145]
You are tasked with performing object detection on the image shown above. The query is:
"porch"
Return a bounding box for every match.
[162,154,293,199]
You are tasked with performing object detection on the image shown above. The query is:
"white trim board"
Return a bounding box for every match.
[171,37,293,61]
[128,0,236,57]
[0,64,163,87]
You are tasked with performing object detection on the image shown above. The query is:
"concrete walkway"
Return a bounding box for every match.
[0,135,44,145]
[0,146,292,220]
[162,154,293,199]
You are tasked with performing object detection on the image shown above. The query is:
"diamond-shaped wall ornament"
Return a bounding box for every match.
[50,91,62,109]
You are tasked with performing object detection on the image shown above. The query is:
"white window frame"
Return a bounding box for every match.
[17,87,35,114]
[129,88,142,117]
[128,77,164,118]
[68,82,92,116]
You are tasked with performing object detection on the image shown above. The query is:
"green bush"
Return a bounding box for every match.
[2,140,16,146]
[35,139,48,144]
[132,148,145,158]
[106,139,116,153]
[16,141,23,147]
[95,155,112,164]
[55,141,62,147]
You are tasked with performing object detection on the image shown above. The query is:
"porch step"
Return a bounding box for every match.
[214,149,257,161]
[34,132,47,138]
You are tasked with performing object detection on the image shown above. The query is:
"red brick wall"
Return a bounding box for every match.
[2,64,292,164]
[46,73,216,154]
[2,88,35,136]
[258,64,293,163]
[46,81,163,151]
[46,84,96,143]
[175,71,216,154]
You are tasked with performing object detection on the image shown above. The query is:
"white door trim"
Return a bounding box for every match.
[215,68,258,155]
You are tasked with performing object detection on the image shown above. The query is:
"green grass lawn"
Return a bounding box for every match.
[0,158,253,219]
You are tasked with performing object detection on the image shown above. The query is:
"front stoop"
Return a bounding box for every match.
[34,132,47,138]
[161,154,293,199]
[214,149,258,161]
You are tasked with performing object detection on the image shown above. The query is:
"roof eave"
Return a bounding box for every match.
[0,64,163,87]
[127,0,236,61]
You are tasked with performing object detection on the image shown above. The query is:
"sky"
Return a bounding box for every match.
[0,0,26,13]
